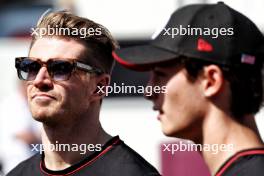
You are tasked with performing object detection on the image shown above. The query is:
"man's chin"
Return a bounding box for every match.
[32,114,48,121]
[30,104,57,119]
[32,114,60,127]
[161,125,187,138]
[32,113,51,122]
[31,109,57,122]
[161,126,177,137]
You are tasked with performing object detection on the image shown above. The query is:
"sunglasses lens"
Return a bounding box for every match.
[15,58,76,81]
[49,61,74,81]
[16,59,41,81]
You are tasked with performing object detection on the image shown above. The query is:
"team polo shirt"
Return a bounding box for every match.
[7,136,160,176]
[215,148,264,176]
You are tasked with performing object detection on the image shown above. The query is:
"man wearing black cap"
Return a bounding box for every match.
[113,2,264,176]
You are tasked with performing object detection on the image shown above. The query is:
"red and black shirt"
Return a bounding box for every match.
[7,136,160,176]
[215,148,264,176]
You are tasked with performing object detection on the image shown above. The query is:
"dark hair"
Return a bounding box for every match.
[178,57,263,118]
[30,10,118,74]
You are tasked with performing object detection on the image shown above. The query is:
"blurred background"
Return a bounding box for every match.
[0,0,264,175]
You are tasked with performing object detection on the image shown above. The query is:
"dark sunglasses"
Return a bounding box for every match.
[15,57,103,81]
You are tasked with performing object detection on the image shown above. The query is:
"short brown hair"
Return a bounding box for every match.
[30,10,118,74]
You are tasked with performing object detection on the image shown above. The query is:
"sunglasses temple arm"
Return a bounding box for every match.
[76,62,103,74]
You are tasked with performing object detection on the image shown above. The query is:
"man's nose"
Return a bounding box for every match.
[32,67,53,89]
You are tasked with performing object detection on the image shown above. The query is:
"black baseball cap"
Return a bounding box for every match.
[113,2,264,71]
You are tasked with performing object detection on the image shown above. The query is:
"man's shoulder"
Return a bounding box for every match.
[232,153,264,175]
[218,148,264,176]
[101,139,160,175]
[6,153,41,176]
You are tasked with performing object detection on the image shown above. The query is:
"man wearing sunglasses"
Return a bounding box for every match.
[8,11,160,176]
[113,2,264,176]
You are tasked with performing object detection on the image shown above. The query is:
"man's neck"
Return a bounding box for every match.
[201,109,263,175]
[41,110,111,171]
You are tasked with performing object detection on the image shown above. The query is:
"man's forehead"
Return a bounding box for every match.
[29,37,88,61]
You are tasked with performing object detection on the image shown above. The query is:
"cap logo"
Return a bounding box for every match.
[241,54,256,65]
[197,38,213,52]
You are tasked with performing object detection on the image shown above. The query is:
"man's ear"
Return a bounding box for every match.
[201,65,224,98]
[91,74,110,101]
